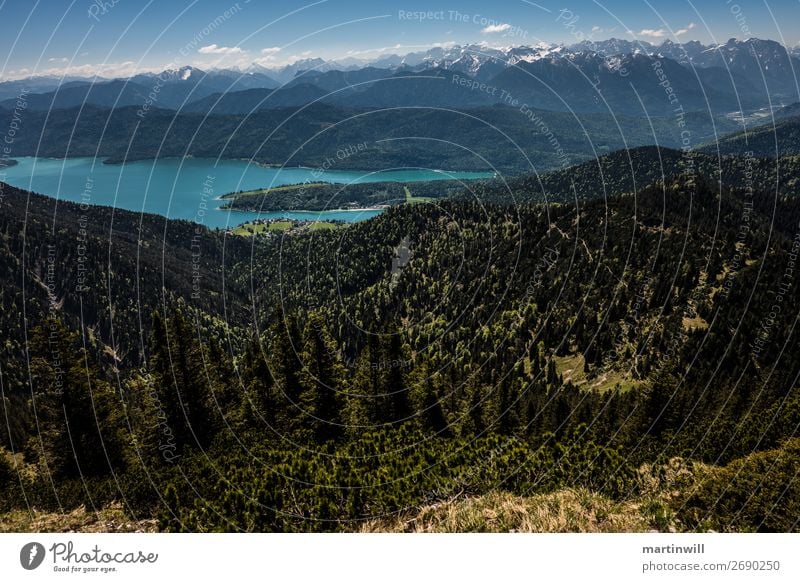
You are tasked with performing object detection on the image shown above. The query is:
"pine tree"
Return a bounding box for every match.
[146,308,216,457]
[343,333,381,438]
[382,329,410,424]
[239,338,276,431]
[29,317,125,478]
[298,313,343,442]
[272,314,304,436]
[170,309,215,448]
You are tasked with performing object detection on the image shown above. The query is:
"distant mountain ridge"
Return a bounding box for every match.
[2,37,798,116]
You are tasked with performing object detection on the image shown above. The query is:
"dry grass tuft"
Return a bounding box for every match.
[0,502,158,533]
[361,489,655,533]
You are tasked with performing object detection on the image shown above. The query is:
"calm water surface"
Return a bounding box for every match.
[0,157,492,228]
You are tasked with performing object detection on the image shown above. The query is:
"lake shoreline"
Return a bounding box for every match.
[218,205,390,215]
[1,156,489,228]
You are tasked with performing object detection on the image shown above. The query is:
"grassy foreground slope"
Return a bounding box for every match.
[364,438,800,533]
[4,438,796,532]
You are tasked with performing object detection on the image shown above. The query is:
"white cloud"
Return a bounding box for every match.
[481,23,512,34]
[309,42,453,65]
[6,68,31,78]
[251,56,292,67]
[589,25,616,37]
[1,61,146,81]
[198,44,244,55]
[48,57,69,63]
[260,47,281,55]
[631,23,695,39]
[635,28,668,39]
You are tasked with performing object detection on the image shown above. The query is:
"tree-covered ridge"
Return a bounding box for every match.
[0,183,251,364]
[2,167,800,531]
[463,146,800,205]
[0,183,252,453]
[238,175,800,454]
[702,114,800,158]
[221,146,800,212]
[222,181,407,212]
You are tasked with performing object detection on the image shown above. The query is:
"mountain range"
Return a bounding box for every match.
[2,37,798,116]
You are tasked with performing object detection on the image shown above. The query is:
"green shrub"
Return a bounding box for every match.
[677,438,800,532]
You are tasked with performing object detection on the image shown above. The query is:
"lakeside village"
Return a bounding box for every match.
[225,216,353,237]
[222,195,391,237]
[221,179,395,237]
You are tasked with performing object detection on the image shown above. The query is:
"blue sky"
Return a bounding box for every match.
[1,0,799,79]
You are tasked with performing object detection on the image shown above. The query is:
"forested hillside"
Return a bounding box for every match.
[482,146,800,203]
[704,115,800,158]
[1,167,799,531]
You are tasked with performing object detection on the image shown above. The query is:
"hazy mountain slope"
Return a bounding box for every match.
[182,84,329,114]
[703,114,800,157]
[0,103,742,172]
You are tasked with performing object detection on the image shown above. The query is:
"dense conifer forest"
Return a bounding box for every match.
[1,144,799,531]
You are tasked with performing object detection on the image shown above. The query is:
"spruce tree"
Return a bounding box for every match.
[239,338,276,431]
[146,310,190,459]
[170,309,215,448]
[298,313,343,442]
[29,318,125,478]
[383,329,410,424]
[343,333,381,438]
[272,314,304,436]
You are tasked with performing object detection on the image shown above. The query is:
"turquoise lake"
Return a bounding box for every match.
[0,157,492,228]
